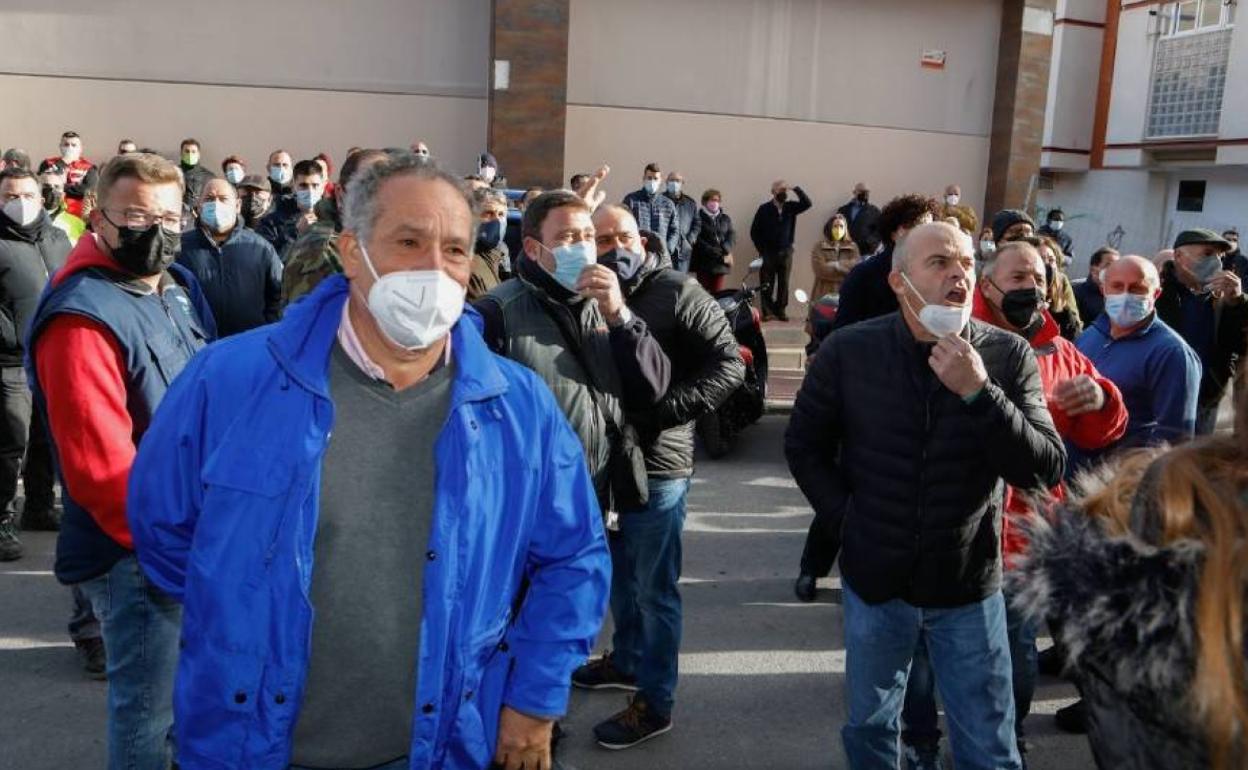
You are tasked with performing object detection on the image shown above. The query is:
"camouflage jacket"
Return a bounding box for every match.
[280,197,342,310]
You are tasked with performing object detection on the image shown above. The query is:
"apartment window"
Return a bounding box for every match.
[1146,24,1233,137]
[1161,0,1236,35]
[1177,180,1207,212]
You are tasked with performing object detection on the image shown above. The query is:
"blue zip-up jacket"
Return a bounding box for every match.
[127,274,611,769]
[1073,312,1201,466]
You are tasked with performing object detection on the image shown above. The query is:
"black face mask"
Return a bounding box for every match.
[598,246,646,283]
[856,192,869,204]
[774,191,787,203]
[475,218,503,252]
[41,185,64,213]
[992,280,1045,329]
[110,222,180,277]
[241,194,268,224]
[1044,263,1055,287]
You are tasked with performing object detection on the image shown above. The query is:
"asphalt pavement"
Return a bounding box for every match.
[0,414,1096,770]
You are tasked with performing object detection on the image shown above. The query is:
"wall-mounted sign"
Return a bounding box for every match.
[921,50,947,70]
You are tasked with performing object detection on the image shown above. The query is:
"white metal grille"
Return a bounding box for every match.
[1146,28,1232,138]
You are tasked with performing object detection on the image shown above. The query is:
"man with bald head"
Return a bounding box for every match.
[787,222,1063,770]
[836,181,881,256]
[1074,254,1201,459]
[900,239,1127,764]
[178,177,283,336]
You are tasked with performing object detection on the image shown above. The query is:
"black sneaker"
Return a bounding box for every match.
[572,653,638,691]
[0,516,23,561]
[794,574,817,602]
[593,695,672,750]
[75,637,107,681]
[1055,699,1088,734]
[1037,645,1064,677]
[20,507,61,532]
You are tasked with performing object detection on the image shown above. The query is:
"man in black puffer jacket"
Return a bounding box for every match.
[787,222,1064,770]
[572,205,743,751]
[0,167,69,560]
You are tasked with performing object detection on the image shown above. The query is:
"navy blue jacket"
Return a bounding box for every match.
[179,225,283,337]
[255,197,303,259]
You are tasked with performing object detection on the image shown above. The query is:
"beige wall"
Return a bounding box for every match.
[568,0,1002,135]
[565,0,1000,296]
[565,104,991,294]
[0,0,489,176]
[0,74,487,182]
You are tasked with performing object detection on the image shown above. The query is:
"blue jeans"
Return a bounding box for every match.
[842,584,1021,770]
[901,589,1037,750]
[609,476,690,718]
[289,759,408,770]
[76,554,182,770]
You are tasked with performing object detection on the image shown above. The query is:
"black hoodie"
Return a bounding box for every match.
[0,211,71,365]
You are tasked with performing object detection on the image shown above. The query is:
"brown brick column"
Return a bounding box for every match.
[985,0,1055,219]
[488,0,570,190]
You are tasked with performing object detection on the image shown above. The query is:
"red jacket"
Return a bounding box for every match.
[972,287,1128,563]
[34,235,136,548]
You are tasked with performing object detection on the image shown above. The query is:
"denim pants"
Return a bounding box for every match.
[76,554,182,770]
[842,583,1021,770]
[901,588,1037,750]
[290,759,409,770]
[609,476,690,718]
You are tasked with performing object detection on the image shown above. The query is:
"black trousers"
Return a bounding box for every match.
[799,510,840,578]
[0,365,56,518]
[759,247,794,316]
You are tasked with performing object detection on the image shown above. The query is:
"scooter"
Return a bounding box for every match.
[697,259,769,458]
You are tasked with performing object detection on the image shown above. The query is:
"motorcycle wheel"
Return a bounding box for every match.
[697,410,733,459]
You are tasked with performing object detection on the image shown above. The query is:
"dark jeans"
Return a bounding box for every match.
[799,511,840,578]
[1196,401,1220,436]
[841,584,1021,770]
[609,476,690,718]
[902,587,1036,750]
[0,365,56,517]
[759,248,794,316]
[76,554,182,770]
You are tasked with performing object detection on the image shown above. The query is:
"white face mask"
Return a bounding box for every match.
[900,271,972,338]
[945,194,960,206]
[1049,220,1064,231]
[479,165,497,184]
[3,197,43,227]
[358,243,465,350]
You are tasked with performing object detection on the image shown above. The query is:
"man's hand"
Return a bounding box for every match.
[296,210,317,234]
[929,334,988,399]
[493,706,553,770]
[574,165,610,211]
[1208,270,1243,302]
[577,264,625,323]
[1052,374,1105,416]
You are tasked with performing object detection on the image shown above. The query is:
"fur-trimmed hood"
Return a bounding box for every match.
[1008,469,1204,702]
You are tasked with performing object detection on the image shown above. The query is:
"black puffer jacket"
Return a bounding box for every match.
[0,211,70,366]
[787,314,1064,607]
[624,260,745,478]
[1155,260,1248,410]
[1010,462,1216,770]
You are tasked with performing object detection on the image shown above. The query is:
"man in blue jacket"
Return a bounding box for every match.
[178,177,283,336]
[1073,254,1201,469]
[127,152,611,770]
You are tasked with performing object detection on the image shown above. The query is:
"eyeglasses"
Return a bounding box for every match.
[102,208,183,232]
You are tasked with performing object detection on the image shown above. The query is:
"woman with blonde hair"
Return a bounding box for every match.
[1013,368,1248,769]
[809,212,860,300]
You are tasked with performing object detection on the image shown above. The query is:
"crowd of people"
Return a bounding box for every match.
[0,129,1245,770]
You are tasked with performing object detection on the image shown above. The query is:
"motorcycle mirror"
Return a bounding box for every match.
[794,289,809,304]
[748,257,763,273]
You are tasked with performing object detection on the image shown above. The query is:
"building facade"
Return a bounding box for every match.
[1039,0,1246,276]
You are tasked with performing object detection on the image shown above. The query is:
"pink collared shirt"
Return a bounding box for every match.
[336,303,451,381]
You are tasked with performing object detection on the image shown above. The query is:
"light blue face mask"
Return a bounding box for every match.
[643,178,661,195]
[1189,255,1223,287]
[295,187,322,212]
[1104,292,1153,326]
[541,239,596,293]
